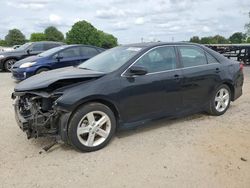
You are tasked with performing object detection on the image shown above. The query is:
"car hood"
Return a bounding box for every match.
[15,67,105,92]
[13,55,42,68]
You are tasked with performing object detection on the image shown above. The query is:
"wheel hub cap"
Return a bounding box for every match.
[214,88,230,112]
[77,111,111,147]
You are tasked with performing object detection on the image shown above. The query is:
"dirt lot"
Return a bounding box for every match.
[0,68,250,188]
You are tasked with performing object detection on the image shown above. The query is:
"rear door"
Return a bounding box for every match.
[119,46,183,123]
[177,45,221,110]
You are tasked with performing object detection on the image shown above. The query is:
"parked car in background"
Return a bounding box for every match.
[0,41,64,72]
[12,42,244,152]
[13,45,21,50]
[12,45,105,80]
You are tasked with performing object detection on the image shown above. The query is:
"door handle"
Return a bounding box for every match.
[215,68,220,73]
[174,74,181,81]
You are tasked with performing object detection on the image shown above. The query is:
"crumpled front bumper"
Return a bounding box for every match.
[13,98,71,142]
[14,102,28,130]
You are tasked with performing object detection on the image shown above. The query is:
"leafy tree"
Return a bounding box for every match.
[198,35,228,44]
[247,37,250,43]
[211,35,229,44]
[189,36,200,43]
[66,20,101,46]
[0,39,7,46]
[98,31,118,48]
[200,37,212,44]
[229,32,246,43]
[5,29,26,46]
[44,26,64,41]
[30,32,46,42]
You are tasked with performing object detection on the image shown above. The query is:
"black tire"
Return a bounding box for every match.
[4,59,16,72]
[207,84,231,116]
[36,68,49,74]
[68,103,116,152]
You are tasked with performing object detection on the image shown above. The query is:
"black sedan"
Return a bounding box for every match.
[12,42,244,152]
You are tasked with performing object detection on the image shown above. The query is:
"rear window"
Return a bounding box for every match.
[80,47,99,56]
[59,47,81,58]
[206,52,219,64]
[44,43,61,50]
[178,46,207,68]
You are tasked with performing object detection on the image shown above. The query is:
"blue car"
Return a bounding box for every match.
[12,45,105,80]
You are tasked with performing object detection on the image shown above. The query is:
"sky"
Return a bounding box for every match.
[0,0,249,44]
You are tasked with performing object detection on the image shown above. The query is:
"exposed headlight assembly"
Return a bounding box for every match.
[20,62,36,68]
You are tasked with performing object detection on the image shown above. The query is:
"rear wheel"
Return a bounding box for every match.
[36,68,49,74]
[68,103,116,152]
[207,84,231,116]
[4,59,16,72]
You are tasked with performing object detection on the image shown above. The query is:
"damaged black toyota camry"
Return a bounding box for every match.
[12,42,244,152]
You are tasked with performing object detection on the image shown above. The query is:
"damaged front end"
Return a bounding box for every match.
[12,91,62,139]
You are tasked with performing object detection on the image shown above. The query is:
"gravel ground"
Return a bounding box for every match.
[0,68,250,188]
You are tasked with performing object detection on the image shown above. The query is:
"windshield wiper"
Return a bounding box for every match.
[79,67,92,70]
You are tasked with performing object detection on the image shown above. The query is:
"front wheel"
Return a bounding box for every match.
[36,68,49,74]
[207,84,231,116]
[4,59,16,72]
[68,103,116,152]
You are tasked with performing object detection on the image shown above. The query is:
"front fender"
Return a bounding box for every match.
[55,77,121,113]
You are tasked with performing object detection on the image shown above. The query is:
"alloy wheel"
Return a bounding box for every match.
[77,111,111,147]
[214,88,230,112]
[5,59,16,71]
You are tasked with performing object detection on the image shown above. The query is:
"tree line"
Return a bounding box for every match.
[189,32,250,44]
[0,20,118,49]
[190,12,250,44]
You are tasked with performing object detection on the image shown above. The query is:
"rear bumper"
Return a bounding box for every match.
[232,71,244,101]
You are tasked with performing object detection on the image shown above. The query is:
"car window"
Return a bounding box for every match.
[59,47,81,58]
[206,52,219,64]
[80,47,99,56]
[44,43,61,50]
[134,46,177,73]
[31,43,44,51]
[178,46,207,67]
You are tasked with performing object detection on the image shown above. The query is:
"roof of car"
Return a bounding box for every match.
[61,44,105,49]
[31,41,64,43]
[123,42,203,48]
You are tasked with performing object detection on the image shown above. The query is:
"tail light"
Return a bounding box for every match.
[240,63,244,71]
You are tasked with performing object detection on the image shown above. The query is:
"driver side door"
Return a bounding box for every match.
[51,47,82,69]
[118,46,183,124]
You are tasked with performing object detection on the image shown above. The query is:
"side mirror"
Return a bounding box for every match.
[27,49,32,54]
[129,66,148,76]
[54,54,63,61]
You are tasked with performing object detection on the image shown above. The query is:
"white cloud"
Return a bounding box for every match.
[6,0,49,9]
[0,0,249,43]
[49,14,62,24]
[202,26,211,33]
[113,22,129,30]
[135,17,145,25]
[96,7,126,19]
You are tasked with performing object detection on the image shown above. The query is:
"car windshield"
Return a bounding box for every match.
[15,43,32,51]
[38,46,66,57]
[78,46,142,73]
